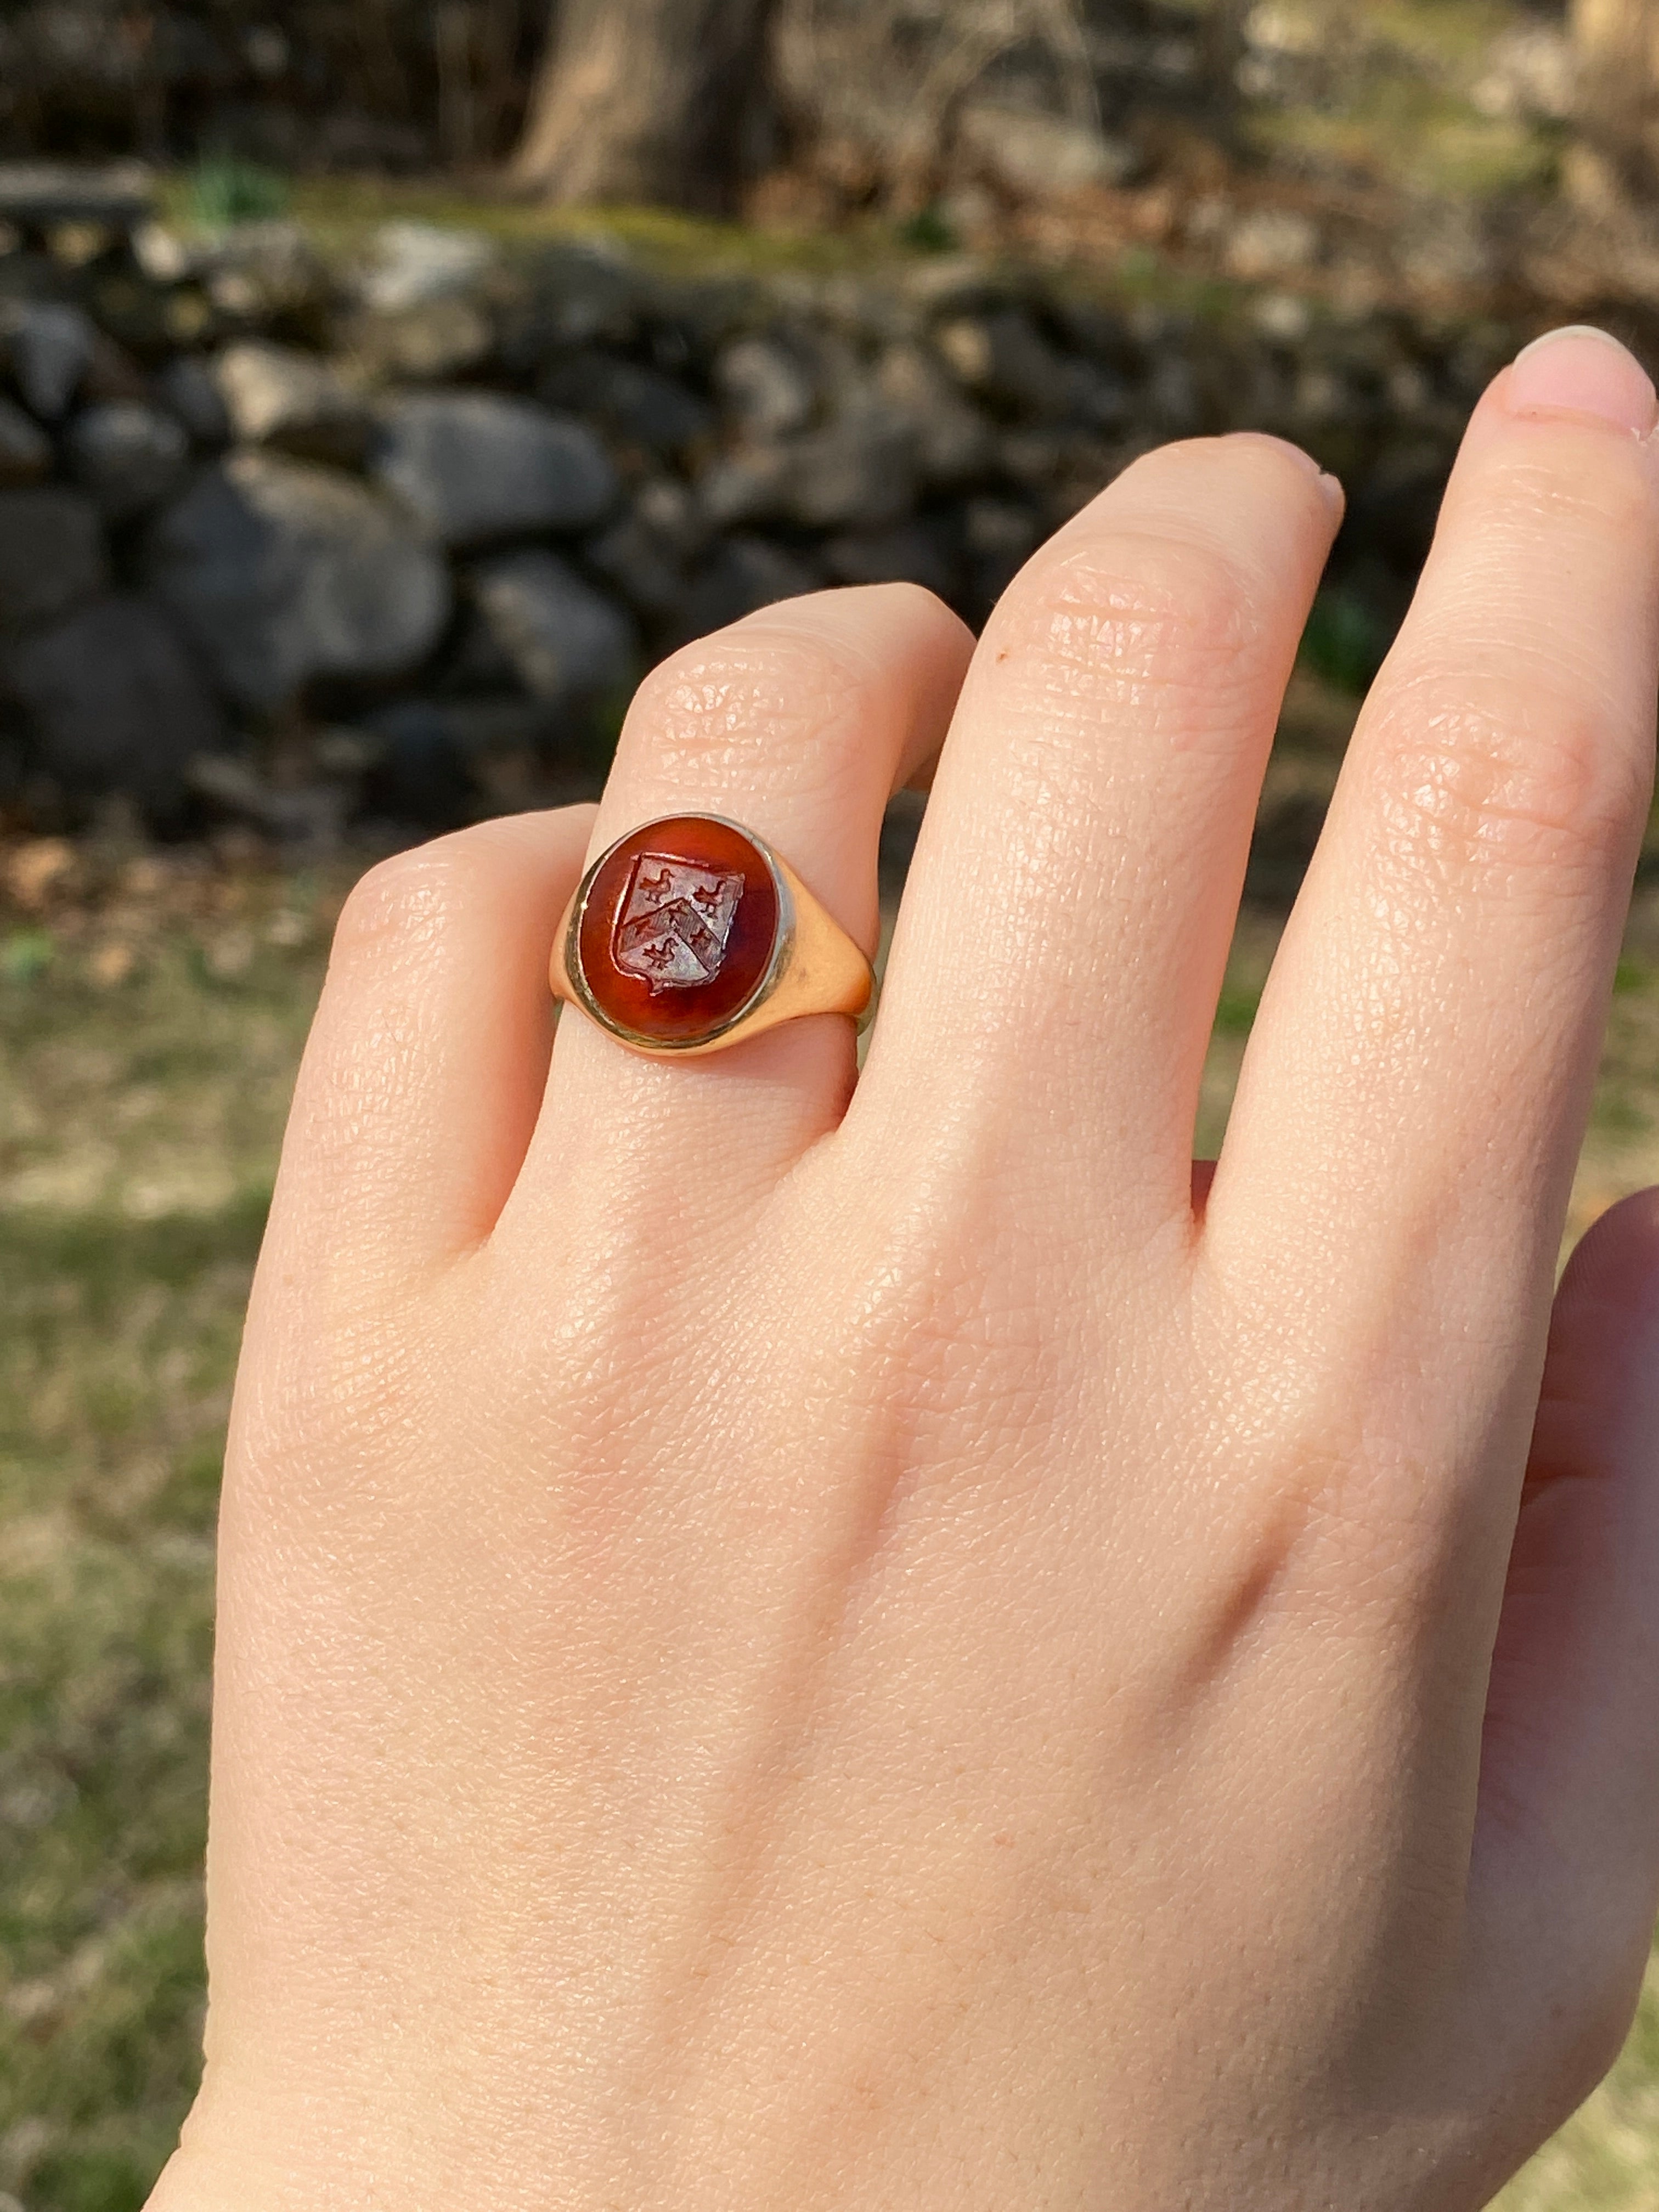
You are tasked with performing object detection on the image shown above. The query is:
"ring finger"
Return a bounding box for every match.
[494,584,973,1247]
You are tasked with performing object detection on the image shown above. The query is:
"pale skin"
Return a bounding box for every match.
[148,324,1659,2211]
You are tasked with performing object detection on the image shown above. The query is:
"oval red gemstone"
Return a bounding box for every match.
[575,815,782,1047]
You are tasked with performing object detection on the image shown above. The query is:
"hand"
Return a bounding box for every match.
[150,326,1659,2211]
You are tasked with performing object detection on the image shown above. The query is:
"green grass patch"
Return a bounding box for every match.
[1299,589,1392,697]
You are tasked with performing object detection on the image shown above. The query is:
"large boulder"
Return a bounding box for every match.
[213,342,374,466]
[64,402,190,521]
[0,489,108,637]
[142,452,451,713]
[467,548,637,707]
[5,596,221,821]
[373,390,618,547]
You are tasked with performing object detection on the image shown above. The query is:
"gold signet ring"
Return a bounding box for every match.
[550,813,877,1058]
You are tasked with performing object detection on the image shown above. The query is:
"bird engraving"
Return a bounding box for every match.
[613,854,744,992]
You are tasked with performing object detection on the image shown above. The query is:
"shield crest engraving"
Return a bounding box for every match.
[612,853,744,992]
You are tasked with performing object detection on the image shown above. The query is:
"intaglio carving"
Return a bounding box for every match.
[613,855,744,991]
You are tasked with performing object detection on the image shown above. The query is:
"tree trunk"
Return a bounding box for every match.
[511,0,782,210]
[1572,0,1659,202]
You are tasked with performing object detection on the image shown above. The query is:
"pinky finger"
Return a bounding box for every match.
[1465,1190,1659,2114]
[264,806,596,1288]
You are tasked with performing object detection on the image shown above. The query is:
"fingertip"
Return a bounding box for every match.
[1228,431,1346,517]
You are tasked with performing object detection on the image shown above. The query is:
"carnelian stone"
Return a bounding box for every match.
[576,815,781,1046]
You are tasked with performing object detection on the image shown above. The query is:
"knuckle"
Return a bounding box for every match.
[995,527,1269,731]
[331,837,483,969]
[1365,673,1650,884]
[622,627,872,791]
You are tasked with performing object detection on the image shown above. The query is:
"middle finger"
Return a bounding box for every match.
[857,433,1340,1245]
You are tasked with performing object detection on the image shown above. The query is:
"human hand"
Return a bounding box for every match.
[151,326,1659,2211]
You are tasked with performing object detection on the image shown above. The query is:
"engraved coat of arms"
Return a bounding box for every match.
[613,854,744,991]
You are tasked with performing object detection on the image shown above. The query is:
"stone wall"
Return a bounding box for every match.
[0,198,1512,847]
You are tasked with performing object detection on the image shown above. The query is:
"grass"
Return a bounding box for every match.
[152,166,947,283]
[0,854,334,2211]
[7,789,1659,2210]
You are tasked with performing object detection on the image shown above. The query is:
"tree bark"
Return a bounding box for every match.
[1572,0,1659,201]
[511,0,782,210]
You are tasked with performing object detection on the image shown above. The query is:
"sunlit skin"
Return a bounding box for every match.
[149,326,1659,2211]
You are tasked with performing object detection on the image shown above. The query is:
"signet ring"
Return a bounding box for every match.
[550,812,877,1057]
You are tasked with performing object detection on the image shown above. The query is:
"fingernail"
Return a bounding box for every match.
[1506,326,1658,436]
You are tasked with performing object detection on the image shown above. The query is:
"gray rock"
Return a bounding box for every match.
[934,311,1073,417]
[154,356,232,446]
[5,595,219,819]
[0,161,153,232]
[668,535,820,647]
[352,699,478,831]
[0,489,108,636]
[4,300,95,418]
[199,221,327,323]
[584,478,708,617]
[506,242,649,360]
[373,391,619,547]
[213,341,373,466]
[0,396,50,484]
[468,548,637,706]
[713,336,818,440]
[143,452,451,712]
[356,222,495,313]
[187,753,347,850]
[1062,356,1132,432]
[699,409,916,532]
[131,221,198,283]
[1146,353,1201,433]
[822,520,957,600]
[874,345,992,485]
[961,495,1041,612]
[347,297,494,383]
[539,351,713,459]
[64,403,189,520]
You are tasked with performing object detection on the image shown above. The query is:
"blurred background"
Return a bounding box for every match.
[6,5,1659,2208]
